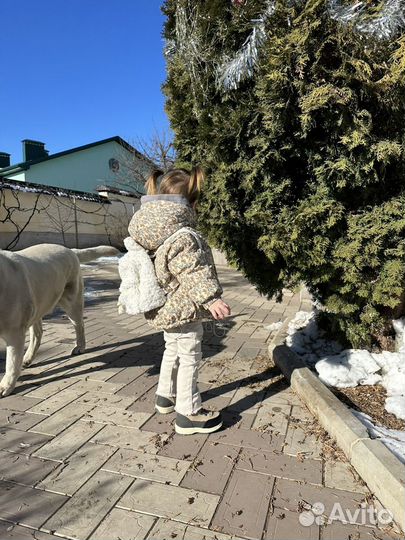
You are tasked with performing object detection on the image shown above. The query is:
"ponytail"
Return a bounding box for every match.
[148,166,205,204]
[188,166,204,204]
[145,169,163,195]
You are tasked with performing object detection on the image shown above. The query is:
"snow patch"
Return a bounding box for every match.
[316,348,405,421]
[93,255,122,264]
[316,350,382,388]
[265,321,284,332]
[80,255,122,269]
[392,316,405,351]
[286,310,405,422]
[353,411,405,464]
[286,310,342,366]
[386,396,405,420]
[84,286,101,298]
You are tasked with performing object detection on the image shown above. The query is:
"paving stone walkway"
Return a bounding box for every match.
[0,262,401,540]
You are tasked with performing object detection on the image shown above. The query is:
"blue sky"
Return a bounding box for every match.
[0,1,169,164]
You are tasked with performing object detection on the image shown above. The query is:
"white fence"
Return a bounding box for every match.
[0,178,140,250]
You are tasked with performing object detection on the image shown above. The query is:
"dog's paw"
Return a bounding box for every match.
[22,358,34,368]
[0,380,15,397]
[71,346,85,356]
[22,361,33,369]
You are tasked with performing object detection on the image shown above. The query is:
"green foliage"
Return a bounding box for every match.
[162,0,405,348]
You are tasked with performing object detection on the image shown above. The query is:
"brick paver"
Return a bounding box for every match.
[102,447,190,484]
[0,451,58,486]
[44,470,132,539]
[118,480,220,527]
[0,263,401,539]
[212,468,275,538]
[0,481,68,528]
[89,508,155,540]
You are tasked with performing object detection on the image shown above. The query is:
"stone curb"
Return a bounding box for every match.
[268,327,405,532]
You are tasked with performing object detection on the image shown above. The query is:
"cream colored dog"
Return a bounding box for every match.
[0,243,119,397]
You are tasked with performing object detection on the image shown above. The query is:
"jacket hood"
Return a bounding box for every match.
[128,195,196,251]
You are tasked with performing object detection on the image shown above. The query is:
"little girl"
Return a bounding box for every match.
[128,167,230,435]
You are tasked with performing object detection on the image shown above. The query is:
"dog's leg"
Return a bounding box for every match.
[22,320,43,368]
[0,330,26,397]
[59,279,86,356]
[68,304,86,355]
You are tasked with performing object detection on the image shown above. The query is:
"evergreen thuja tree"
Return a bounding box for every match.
[162,0,405,349]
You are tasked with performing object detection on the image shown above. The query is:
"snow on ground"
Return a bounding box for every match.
[316,350,382,388]
[353,410,405,464]
[265,321,284,332]
[286,309,405,461]
[84,286,100,298]
[287,311,405,421]
[81,255,122,296]
[83,281,111,298]
[92,255,122,264]
[286,311,343,366]
[80,255,123,269]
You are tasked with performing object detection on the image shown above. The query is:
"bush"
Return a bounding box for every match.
[162,0,405,348]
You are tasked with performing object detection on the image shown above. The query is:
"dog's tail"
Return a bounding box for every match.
[72,246,120,263]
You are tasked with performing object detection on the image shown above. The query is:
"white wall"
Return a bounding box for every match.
[0,185,140,250]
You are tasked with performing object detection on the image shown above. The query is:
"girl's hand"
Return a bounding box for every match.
[208,299,231,320]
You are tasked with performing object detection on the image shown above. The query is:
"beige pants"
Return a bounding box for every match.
[157,321,203,416]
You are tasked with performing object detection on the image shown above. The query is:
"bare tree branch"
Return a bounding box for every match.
[41,195,75,244]
[133,128,176,171]
[112,129,176,193]
[0,188,46,250]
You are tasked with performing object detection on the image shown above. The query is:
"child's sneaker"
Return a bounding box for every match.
[155,395,175,414]
[175,409,222,435]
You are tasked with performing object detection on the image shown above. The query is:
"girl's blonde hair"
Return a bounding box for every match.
[145,167,204,205]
